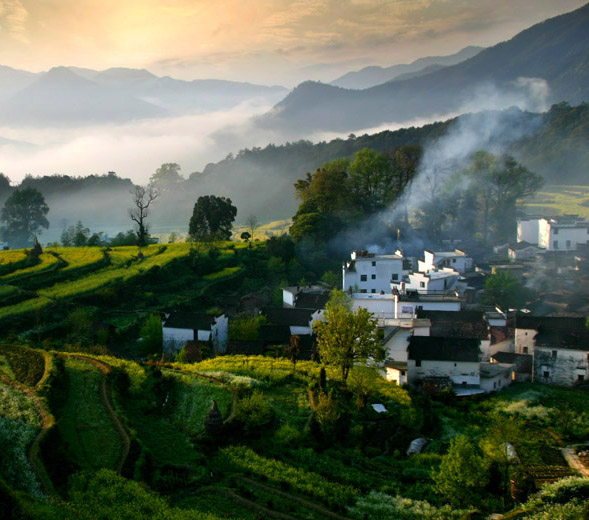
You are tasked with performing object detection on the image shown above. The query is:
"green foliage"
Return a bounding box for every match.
[139,314,163,356]
[150,163,183,188]
[234,390,275,435]
[314,291,383,383]
[66,469,220,520]
[1,187,49,247]
[482,271,531,309]
[189,195,237,242]
[349,492,469,520]
[0,344,46,387]
[433,435,488,506]
[313,390,340,436]
[229,314,267,340]
[219,445,358,506]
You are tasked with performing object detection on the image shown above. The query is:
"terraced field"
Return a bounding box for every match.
[0,243,201,323]
[520,184,589,218]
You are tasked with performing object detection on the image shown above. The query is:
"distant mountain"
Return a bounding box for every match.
[0,67,164,125]
[0,66,289,126]
[0,65,38,101]
[330,46,484,89]
[261,4,589,135]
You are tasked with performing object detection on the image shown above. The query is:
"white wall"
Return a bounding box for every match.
[517,219,540,244]
[343,254,404,294]
[351,295,461,319]
[515,328,536,354]
[163,327,194,352]
[480,364,513,392]
[386,367,408,385]
[212,314,229,353]
[408,359,480,385]
[539,219,589,251]
[383,328,411,361]
[535,347,589,386]
[282,288,296,308]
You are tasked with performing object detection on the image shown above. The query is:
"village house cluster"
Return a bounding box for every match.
[161,214,588,394]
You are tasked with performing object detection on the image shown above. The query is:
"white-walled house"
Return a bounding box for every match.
[517,216,541,244]
[382,319,431,362]
[343,250,405,294]
[282,285,330,309]
[261,307,323,336]
[406,336,481,386]
[163,312,228,353]
[538,216,589,252]
[405,268,461,293]
[418,249,473,274]
[533,328,589,386]
[351,291,462,321]
[479,362,514,392]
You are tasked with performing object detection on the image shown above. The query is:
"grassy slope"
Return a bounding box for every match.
[56,358,122,471]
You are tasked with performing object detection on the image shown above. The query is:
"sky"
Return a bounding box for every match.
[0,0,587,86]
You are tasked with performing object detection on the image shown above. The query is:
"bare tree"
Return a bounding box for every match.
[245,214,259,241]
[129,186,159,247]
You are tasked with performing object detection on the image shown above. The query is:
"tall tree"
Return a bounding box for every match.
[149,163,183,189]
[188,195,237,242]
[349,148,394,213]
[314,290,383,384]
[465,151,543,243]
[1,187,49,247]
[129,186,159,247]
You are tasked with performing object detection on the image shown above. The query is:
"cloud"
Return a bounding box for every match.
[0,101,276,184]
[0,0,28,42]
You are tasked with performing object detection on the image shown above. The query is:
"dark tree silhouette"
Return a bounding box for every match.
[129,186,159,247]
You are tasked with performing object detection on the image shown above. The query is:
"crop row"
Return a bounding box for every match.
[182,355,323,384]
[218,445,358,507]
[0,253,61,283]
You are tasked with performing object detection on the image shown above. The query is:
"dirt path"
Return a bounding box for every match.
[0,373,56,497]
[560,447,589,477]
[63,355,131,474]
[238,476,351,520]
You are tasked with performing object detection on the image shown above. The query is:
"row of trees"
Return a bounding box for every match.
[0,173,238,248]
[289,146,544,255]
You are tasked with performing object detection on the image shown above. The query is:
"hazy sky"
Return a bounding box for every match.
[0,0,586,86]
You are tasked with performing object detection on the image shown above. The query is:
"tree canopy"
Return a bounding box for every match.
[189,195,237,242]
[0,187,49,247]
[314,290,383,383]
[149,163,183,189]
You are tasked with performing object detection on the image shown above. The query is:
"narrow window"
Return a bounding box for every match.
[420,281,425,288]
[371,274,376,279]
[392,274,398,281]
[523,346,528,354]
[552,350,557,358]
[553,240,558,249]
[360,275,367,282]
[371,289,376,293]
[371,261,376,266]
[415,360,421,367]
[578,375,585,382]
[566,240,571,249]
[543,371,549,378]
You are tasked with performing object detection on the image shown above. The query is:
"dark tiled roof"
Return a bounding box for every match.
[163,312,217,330]
[294,292,330,310]
[417,310,488,340]
[535,329,589,351]
[491,352,532,373]
[260,325,291,344]
[516,315,587,331]
[510,241,540,251]
[261,307,314,327]
[408,336,480,362]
